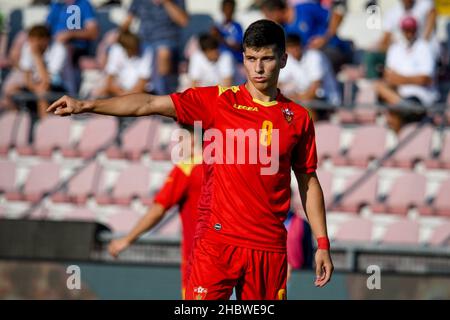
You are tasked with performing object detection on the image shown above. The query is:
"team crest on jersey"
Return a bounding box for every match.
[193,286,208,300]
[282,107,294,123]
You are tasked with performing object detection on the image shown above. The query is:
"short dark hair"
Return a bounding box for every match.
[198,33,219,51]
[260,0,287,11]
[118,30,140,54]
[28,25,50,39]
[286,33,302,47]
[243,19,286,56]
[222,0,235,8]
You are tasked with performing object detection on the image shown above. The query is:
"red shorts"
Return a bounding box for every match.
[185,237,287,300]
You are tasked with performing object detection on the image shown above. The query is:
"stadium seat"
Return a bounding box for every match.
[425,130,450,169]
[372,172,427,215]
[150,122,180,161]
[96,163,151,206]
[381,219,420,245]
[106,209,141,233]
[333,217,373,243]
[51,162,103,205]
[333,172,378,213]
[63,208,97,222]
[155,214,181,237]
[383,124,434,168]
[337,108,378,125]
[106,118,159,161]
[62,116,118,159]
[427,223,450,246]
[419,177,450,217]
[315,122,342,162]
[17,116,72,157]
[0,111,30,155]
[316,169,333,208]
[5,162,60,203]
[334,125,387,167]
[0,160,16,194]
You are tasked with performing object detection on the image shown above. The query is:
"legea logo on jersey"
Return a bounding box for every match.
[233,104,259,112]
[170,121,280,175]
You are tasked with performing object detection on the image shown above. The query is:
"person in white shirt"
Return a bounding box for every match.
[375,16,438,133]
[1,25,67,118]
[279,33,341,120]
[92,31,152,98]
[188,33,234,88]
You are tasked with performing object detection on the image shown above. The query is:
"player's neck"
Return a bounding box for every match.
[245,82,278,103]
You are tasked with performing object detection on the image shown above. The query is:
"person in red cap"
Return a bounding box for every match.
[375,15,438,133]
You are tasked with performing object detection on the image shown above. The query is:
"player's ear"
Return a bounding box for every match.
[280,52,288,69]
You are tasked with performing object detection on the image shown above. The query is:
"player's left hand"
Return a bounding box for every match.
[314,249,334,287]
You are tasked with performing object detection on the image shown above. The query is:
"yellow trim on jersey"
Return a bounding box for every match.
[176,154,203,176]
[218,85,240,96]
[252,98,278,107]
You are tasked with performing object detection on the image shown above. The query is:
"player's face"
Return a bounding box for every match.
[243,46,287,93]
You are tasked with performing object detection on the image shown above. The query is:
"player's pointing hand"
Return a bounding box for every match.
[47,95,85,116]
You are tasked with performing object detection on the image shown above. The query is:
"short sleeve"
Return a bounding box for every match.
[188,52,203,81]
[153,166,189,209]
[81,0,96,22]
[138,50,153,80]
[416,42,434,76]
[218,52,234,79]
[46,42,67,77]
[105,44,124,75]
[18,43,33,72]
[305,51,324,82]
[170,86,219,128]
[292,112,318,174]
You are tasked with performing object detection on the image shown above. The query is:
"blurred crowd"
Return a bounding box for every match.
[0,0,448,133]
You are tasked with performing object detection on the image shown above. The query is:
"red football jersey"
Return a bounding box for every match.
[170,84,317,252]
[154,160,203,262]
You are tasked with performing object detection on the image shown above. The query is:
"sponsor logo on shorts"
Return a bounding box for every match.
[193,286,208,300]
[214,223,222,231]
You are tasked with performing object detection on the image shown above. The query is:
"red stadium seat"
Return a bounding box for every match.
[5,162,60,203]
[315,122,342,163]
[383,124,434,168]
[334,217,373,243]
[156,214,181,237]
[106,118,159,161]
[333,172,378,213]
[381,219,420,245]
[96,163,151,206]
[17,116,72,157]
[62,116,118,159]
[51,162,103,204]
[0,160,16,193]
[334,125,387,167]
[372,172,426,215]
[0,111,30,155]
[63,208,97,222]
[106,209,141,233]
[419,177,450,217]
[427,223,450,246]
[316,169,333,208]
[425,131,450,169]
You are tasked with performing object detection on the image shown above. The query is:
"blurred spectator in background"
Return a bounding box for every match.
[375,16,438,133]
[122,0,189,95]
[364,0,436,79]
[260,0,352,73]
[188,33,234,87]
[0,25,67,118]
[46,0,99,95]
[90,30,152,98]
[279,34,341,120]
[286,212,314,282]
[211,0,243,64]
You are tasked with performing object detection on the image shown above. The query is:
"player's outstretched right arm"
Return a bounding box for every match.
[46,93,177,118]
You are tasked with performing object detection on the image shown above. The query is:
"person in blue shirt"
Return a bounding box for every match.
[211,0,243,64]
[260,0,352,73]
[46,0,99,95]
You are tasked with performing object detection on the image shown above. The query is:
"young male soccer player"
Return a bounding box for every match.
[47,19,333,300]
[108,126,202,299]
